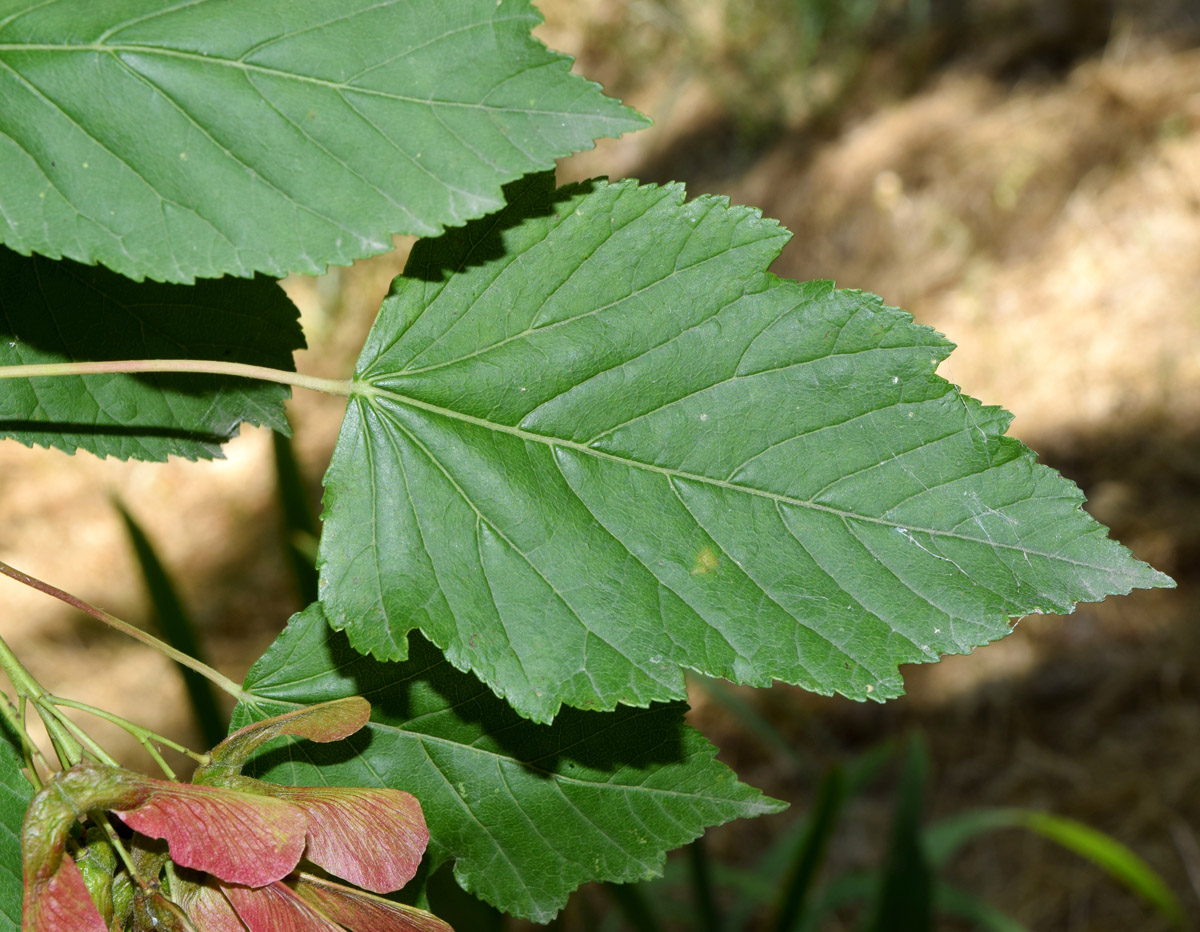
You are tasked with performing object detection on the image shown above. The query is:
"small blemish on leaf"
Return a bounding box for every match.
[699,413,708,422]
[690,546,719,576]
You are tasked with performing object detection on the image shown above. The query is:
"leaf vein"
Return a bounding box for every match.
[365,390,1109,571]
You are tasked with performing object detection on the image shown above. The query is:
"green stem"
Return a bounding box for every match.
[162,859,181,897]
[49,696,203,768]
[143,743,176,780]
[0,560,251,703]
[0,693,47,789]
[0,631,83,767]
[34,700,117,767]
[92,812,145,889]
[0,358,358,397]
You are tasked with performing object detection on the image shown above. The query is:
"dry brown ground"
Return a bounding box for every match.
[1,3,1198,930]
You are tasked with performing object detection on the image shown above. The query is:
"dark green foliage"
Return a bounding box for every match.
[0,249,302,460]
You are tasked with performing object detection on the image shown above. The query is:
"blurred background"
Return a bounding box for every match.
[0,1,1198,928]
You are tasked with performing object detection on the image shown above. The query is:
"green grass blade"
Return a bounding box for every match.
[934,882,1029,932]
[726,742,892,930]
[844,740,899,796]
[796,871,878,932]
[688,675,805,768]
[1020,811,1185,929]
[272,430,319,604]
[926,808,1185,929]
[605,881,667,932]
[115,501,226,747]
[861,736,933,932]
[772,765,847,931]
[924,808,1023,865]
[689,836,723,932]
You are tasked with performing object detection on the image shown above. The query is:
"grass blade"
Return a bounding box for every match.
[689,836,723,932]
[115,501,226,747]
[861,735,932,932]
[605,881,667,932]
[1020,811,1185,929]
[772,765,847,931]
[272,430,319,604]
[934,882,1029,932]
[926,808,1185,929]
[688,675,804,768]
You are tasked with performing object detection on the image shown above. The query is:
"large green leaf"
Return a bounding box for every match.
[318,173,1172,723]
[0,247,301,460]
[0,723,33,932]
[233,604,782,922]
[0,0,646,283]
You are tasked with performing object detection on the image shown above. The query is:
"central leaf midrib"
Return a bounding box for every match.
[361,384,1110,571]
[381,398,684,693]
[0,42,630,117]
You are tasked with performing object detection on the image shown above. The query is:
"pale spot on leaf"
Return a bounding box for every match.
[691,546,719,576]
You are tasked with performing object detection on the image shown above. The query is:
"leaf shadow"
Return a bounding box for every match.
[248,619,689,781]
[0,420,230,447]
[0,246,303,401]
[402,172,598,283]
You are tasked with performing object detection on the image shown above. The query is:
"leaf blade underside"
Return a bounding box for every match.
[0,0,647,282]
[234,605,782,922]
[318,173,1172,723]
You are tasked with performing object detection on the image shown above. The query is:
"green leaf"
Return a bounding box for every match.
[0,248,302,460]
[0,0,646,283]
[233,604,783,923]
[0,723,34,931]
[317,172,1172,723]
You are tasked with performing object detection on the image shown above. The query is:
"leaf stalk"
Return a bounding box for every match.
[48,697,203,771]
[0,358,356,396]
[0,630,84,768]
[0,560,251,703]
